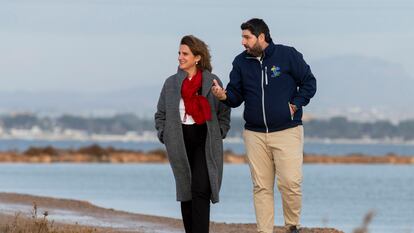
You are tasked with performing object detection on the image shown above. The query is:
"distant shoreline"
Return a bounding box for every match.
[0,144,412,164]
[2,135,414,145]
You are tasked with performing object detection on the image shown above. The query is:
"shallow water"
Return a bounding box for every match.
[0,164,413,233]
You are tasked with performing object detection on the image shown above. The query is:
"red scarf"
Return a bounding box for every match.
[181,70,211,124]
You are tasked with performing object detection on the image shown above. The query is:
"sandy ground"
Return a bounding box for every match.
[0,192,344,233]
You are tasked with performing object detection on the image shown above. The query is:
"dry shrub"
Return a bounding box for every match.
[24,146,59,156]
[147,148,167,159]
[0,203,99,233]
[77,144,107,158]
[353,211,375,233]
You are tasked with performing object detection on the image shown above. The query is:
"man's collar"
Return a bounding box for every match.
[262,41,275,58]
[245,40,276,59]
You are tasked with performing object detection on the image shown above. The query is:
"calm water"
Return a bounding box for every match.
[1,139,414,156]
[0,164,413,233]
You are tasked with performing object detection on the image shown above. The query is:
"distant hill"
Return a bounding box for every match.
[0,85,159,117]
[309,55,414,120]
[2,113,414,140]
[1,55,413,120]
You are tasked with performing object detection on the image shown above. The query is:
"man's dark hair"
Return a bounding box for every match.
[241,18,272,43]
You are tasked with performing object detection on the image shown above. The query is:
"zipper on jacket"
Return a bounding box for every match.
[259,59,269,133]
[246,56,269,133]
[265,66,268,85]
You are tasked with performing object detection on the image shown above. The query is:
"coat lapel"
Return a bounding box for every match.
[175,68,187,97]
[177,68,213,97]
[202,70,213,97]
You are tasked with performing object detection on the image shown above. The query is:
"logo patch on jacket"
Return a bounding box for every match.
[270,65,281,78]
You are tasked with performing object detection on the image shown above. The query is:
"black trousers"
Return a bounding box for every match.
[181,123,211,233]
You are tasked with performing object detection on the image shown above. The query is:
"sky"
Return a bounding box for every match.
[1,0,414,119]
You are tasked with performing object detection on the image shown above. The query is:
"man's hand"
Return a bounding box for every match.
[289,103,298,116]
[212,79,227,101]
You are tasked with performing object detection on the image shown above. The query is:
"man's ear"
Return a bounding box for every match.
[258,33,265,43]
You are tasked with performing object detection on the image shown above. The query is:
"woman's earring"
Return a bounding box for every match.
[196,61,198,65]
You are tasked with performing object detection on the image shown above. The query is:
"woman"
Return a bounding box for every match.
[154,35,231,233]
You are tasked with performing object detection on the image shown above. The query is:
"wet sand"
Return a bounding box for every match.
[0,192,344,233]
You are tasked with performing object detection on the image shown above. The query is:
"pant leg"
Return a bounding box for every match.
[182,125,195,233]
[182,124,211,233]
[268,126,304,228]
[243,129,275,233]
[191,131,211,233]
[181,200,192,233]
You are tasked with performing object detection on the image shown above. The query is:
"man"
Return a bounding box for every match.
[212,18,316,233]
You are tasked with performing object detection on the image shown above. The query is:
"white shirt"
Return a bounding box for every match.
[179,98,196,125]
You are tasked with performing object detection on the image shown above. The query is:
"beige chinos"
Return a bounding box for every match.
[243,126,304,233]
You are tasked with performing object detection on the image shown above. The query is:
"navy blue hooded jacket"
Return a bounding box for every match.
[224,41,317,133]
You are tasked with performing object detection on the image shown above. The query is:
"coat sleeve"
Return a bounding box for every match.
[223,60,244,108]
[154,82,167,144]
[289,47,317,108]
[215,78,231,139]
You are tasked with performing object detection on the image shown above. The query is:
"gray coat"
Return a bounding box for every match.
[154,69,231,203]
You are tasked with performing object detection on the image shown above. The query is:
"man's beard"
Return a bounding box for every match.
[245,41,263,57]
